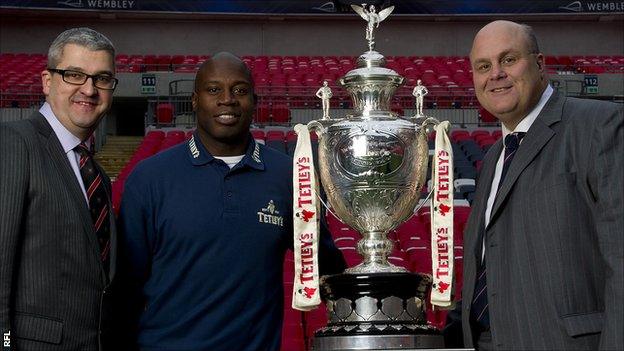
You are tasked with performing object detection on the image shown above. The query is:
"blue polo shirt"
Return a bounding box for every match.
[118,132,344,350]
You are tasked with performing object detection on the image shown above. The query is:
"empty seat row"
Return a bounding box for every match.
[2,53,622,76]
[2,54,622,96]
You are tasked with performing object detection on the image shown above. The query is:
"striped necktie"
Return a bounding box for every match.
[74,143,110,275]
[498,132,526,190]
[471,132,526,330]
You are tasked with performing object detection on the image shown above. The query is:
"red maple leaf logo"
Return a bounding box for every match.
[298,209,315,222]
[438,203,451,216]
[303,286,317,299]
[437,281,450,293]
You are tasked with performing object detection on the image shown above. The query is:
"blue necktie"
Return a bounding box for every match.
[471,132,525,330]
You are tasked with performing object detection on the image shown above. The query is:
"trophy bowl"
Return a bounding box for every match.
[315,116,430,274]
[310,48,437,275]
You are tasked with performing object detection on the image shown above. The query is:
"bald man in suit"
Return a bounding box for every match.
[460,20,623,350]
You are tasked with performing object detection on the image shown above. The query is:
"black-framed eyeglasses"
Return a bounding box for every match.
[48,68,118,90]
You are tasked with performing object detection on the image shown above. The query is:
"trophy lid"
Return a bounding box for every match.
[339,50,404,118]
[342,50,403,80]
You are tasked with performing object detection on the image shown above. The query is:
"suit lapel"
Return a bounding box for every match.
[489,92,564,224]
[29,115,106,280]
[469,142,501,257]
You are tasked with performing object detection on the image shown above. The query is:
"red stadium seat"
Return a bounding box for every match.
[156,103,174,124]
[145,130,166,140]
[166,130,186,140]
[266,130,285,141]
[478,107,497,124]
[251,129,266,141]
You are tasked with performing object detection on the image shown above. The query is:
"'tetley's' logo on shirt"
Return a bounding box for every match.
[257,200,284,227]
[188,136,200,159]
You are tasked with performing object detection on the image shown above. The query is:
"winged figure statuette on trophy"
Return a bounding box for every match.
[351,3,395,51]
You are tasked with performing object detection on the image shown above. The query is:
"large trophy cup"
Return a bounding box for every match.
[294,4,455,350]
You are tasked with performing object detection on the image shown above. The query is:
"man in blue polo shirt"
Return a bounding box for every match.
[117,52,345,350]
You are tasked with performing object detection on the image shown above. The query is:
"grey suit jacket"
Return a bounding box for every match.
[461,92,623,350]
[0,113,117,350]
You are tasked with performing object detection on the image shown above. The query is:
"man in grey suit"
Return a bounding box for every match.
[0,28,119,350]
[460,20,623,349]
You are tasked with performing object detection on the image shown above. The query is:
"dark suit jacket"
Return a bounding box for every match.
[0,113,117,350]
[461,92,623,350]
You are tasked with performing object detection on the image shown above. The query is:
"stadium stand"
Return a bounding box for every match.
[1,53,623,112]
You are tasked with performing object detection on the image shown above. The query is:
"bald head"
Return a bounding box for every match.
[471,20,539,59]
[195,52,254,91]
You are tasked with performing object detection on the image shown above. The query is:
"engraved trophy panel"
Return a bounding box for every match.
[316,119,430,273]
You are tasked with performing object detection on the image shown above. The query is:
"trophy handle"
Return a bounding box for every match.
[303,120,341,222]
[307,120,324,137]
[416,116,440,135]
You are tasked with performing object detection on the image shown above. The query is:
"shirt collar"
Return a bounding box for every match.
[40,102,89,153]
[502,84,554,137]
[187,130,265,171]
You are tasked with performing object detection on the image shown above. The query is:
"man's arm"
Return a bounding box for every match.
[115,175,155,348]
[0,124,28,346]
[587,104,623,349]
[442,300,464,348]
[318,212,346,275]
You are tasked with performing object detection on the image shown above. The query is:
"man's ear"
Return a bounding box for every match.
[41,69,52,96]
[253,93,258,106]
[191,91,197,111]
[535,53,545,72]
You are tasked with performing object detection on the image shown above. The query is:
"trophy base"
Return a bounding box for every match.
[344,261,408,274]
[314,273,443,350]
[313,334,444,350]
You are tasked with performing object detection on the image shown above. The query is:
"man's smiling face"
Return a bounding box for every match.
[470,21,547,130]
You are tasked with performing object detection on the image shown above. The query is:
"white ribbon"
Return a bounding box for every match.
[430,121,454,308]
[291,124,321,311]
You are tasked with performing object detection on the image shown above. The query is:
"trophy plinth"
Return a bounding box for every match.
[313,273,444,350]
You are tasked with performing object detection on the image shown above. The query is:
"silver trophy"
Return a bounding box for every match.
[306,4,449,350]
[311,52,434,275]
